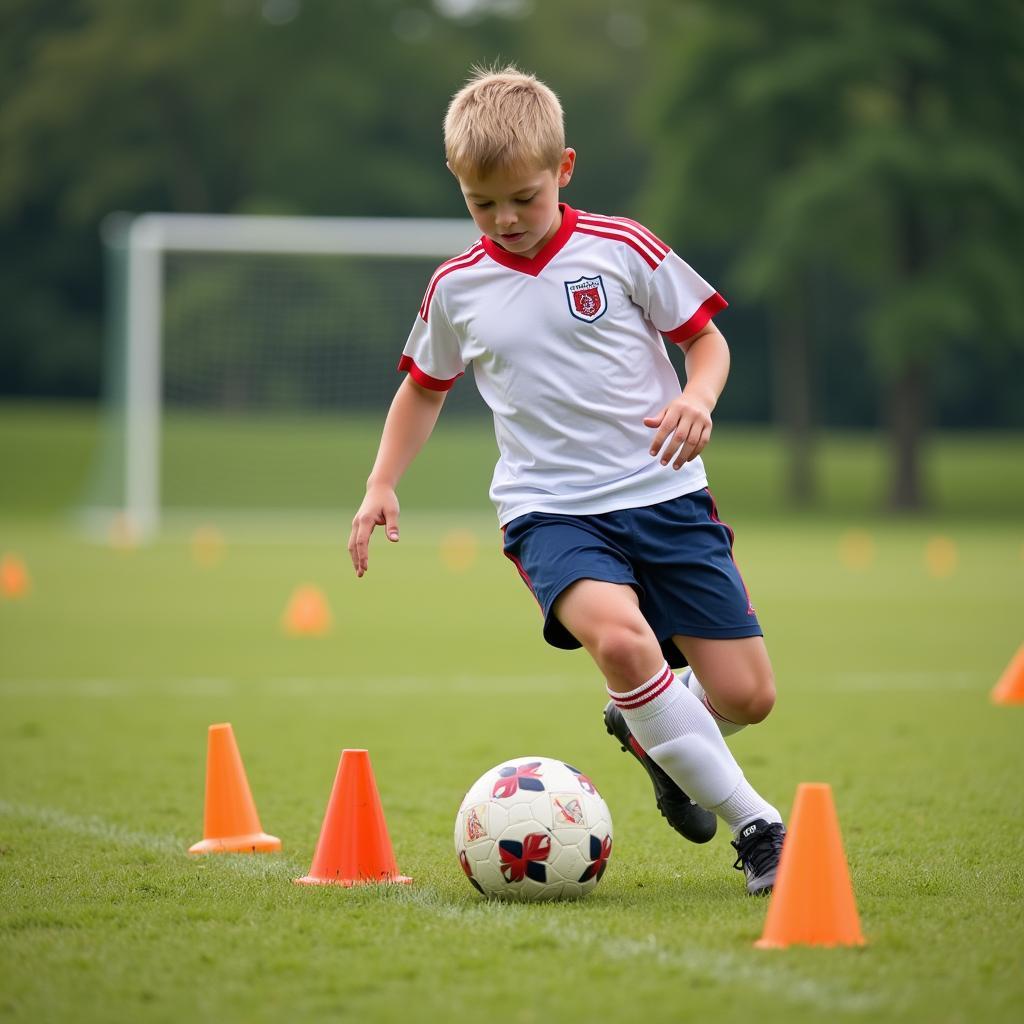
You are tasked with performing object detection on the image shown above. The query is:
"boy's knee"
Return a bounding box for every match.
[734,669,776,724]
[591,620,651,679]
[702,662,776,724]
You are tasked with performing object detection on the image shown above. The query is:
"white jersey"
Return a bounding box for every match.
[400,205,727,526]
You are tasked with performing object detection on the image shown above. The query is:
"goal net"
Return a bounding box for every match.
[83,213,483,540]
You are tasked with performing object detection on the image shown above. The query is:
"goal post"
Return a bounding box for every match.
[86,212,480,541]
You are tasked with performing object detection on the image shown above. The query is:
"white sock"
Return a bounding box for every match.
[609,662,781,836]
[679,666,747,737]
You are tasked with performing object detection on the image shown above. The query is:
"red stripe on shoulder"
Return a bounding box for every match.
[577,213,669,257]
[419,243,486,321]
[397,354,462,391]
[663,292,729,345]
[574,225,660,270]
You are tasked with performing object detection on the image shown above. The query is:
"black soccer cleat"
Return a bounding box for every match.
[603,701,717,844]
[731,818,786,895]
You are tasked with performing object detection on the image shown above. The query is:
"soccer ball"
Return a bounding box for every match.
[454,756,613,901]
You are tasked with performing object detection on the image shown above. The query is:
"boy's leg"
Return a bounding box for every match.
[678,668,744,737]
[555,578,783,891]
[672,634,785,892]
[674,635,776,736]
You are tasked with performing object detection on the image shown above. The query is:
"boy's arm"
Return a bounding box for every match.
[645,322,730,470]
[348,375,447,577]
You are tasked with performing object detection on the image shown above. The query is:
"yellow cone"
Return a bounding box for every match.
[838,530,875,571]
[924,535,958,578]
[440,529,479,573]
[191,525,226,567]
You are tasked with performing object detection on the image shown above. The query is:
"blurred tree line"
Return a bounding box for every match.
[1,0,1021,508]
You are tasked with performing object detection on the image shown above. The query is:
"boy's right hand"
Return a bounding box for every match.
[348,485,400,577]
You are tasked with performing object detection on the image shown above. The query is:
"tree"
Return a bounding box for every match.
[0,0,656,397]
[0,0,484,394]
[642,0,1024,510]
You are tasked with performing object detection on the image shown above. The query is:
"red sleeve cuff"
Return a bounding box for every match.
[397,354,462,392]
[662,292,728,345]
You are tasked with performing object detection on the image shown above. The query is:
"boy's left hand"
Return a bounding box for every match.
[644,394,713,469]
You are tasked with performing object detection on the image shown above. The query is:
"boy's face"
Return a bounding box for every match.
[453,149,575,259]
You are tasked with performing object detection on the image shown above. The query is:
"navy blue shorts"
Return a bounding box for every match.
[502,489,762,669]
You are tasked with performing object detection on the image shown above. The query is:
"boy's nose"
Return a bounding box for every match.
[495,207,517,228]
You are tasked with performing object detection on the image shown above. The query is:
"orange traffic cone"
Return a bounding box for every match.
[755,783,865,948]
[991,645,1024,705]
[282,584,332,636]
[0,553,30,599]
[188,723,281,854]
[296,749,412,887]
[191,524,226,568]
[108,512,139,550]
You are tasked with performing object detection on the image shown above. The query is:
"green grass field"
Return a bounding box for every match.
[1,404,1022,1023]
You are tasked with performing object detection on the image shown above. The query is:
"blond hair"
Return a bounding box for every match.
[445,65,565,179]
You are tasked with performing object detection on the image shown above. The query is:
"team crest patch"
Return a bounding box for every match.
[564,275,607,323]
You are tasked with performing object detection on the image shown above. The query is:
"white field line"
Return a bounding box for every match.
[828,670,980,692]
[582,931,886,1016]
[0,674,574,698]
[262,673,572,695]
[0,678,237,698]
[0,671,984,699]
[0,799,182,856]
[2,802,886,1014]
[410,897,886,1016]
[0,799,305,875]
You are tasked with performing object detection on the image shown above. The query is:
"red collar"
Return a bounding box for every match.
[481,204,578,277]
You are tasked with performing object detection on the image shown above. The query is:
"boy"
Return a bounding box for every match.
[348,66,785,894]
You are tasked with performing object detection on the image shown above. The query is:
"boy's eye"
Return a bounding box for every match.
[471,195,535,209]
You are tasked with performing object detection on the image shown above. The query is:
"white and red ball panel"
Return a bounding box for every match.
[454,756,613,901]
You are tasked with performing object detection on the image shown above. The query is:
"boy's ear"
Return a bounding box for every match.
[558,148,576,187]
